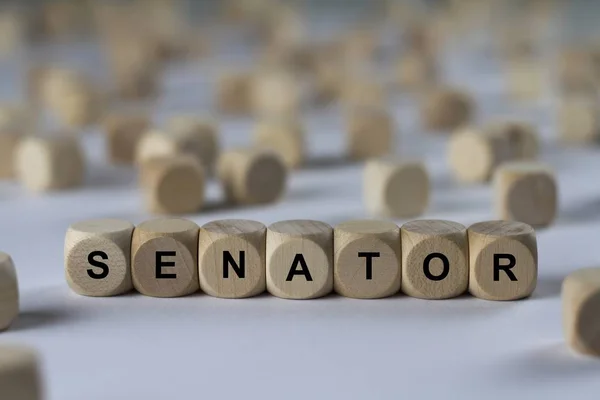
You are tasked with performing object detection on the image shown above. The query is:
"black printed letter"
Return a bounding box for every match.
[358,252,380,280]
[223,251,245,279]
[286,254,313,281]
[156,251,177,279]
[87,251,109,279]
[423,253,450,281]
[493,254,517,281]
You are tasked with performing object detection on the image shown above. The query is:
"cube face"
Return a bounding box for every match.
[347,109,393,160]
[334,220,401,299]
[468,221,538,301]
[105,115,149,165]
[266,220,333,299]
[253,119,305,168]
[0,252,18,331]
[0,345,42,400]
[559,100,600,144]
[65,219,134,297]
[199,220,266,299]
[401,220,468,299]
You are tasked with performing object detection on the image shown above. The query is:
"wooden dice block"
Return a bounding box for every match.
[166,116,220,173]
[558,50,598,95]
[65,219,134,297]
[506,58,544,100]
[334,220,401,299]
[401,220,468,299]
[266,220,333,299]
[104,113,150,165]
[364,158,430,218]
[494,161,557,228]
[253,118,305,168]
[0,345,43,400]
[346,107,395,160]
[131,218,199,297]
[251,69,301,118]
[341,79,386,110]
[487,121,539,160]
[0,106,31,179]
[217,148,288,205]
[468,220,537,300]
[216,71,253,115]
[421,87,473,132]
[396,51,438,90]
[563,268,600,357]
[0,132,20,179]
[558,97,600,144]
[448,126,514,183]
[15,135,85,192]
[140,156,205,214]
[198,219,266,298]
[0,252,18,331]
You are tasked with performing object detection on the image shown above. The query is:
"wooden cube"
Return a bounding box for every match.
[447,126,514,183]
[131,218,199,297]
[421,87,473,132]
[217,148,288,205]
[401,220,468,299]
[341,79,386,110]
[506,58,544,100]
[140,156,205,215]
[216,71,253,115]
[494,161,557,228]
[0,252,18,331]
[334,220,401,299]
[468,220,537,300]
[0,106,31,179]
[253,117,305,168]
[103,113,150,165]
[15,135,85,192]
[198,219,266,298]
[266,220,333,299]
[396,51,438,90]
[346,107,395,160]
[251,69,301,118]
[563,268,600,357]
[558,50,598,95]
[65,219,134,297]
[558,97,600,144]
[487,121,539,160]
[0,345,43,400]
[363,158,430,218]
[0,132,20,179]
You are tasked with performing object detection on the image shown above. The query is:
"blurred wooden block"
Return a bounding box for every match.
[216,71,253,115]
[506,58,544,101]
[421,87,473,132]
[251,69,302,118]
[558,50,598,95]
[104,113,150,165]
[0,105,31,179]
[364,158,430,218]
[15,135,85,192]
[487,121,539,160]
[0,345,42,400]
[494,161,557,228]
[448,126,514,183]
[468,220,537,300]
[0,133,20,179]
[65,219,134,297]
[341,79,386,110]
[131,218,199,297]
[558,97,600,144]
[0,252,18,331]
[334,220,401,299]
[140,156,205,215]
[217,148,288,205]
[266,220,333,299]
[563,268,600,357]
[253,118,305,168]
[396,52,438,90]
[401,220,468,299]
[346,107,394,160]
[198,219,266,298]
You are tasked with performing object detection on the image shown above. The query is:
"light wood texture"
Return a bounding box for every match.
[0,345,42,400]
[15,135,85,192]
[558,96,600,144]
[421,87,473,132]
[0,105,34,178]
[448,126,514,183]
[198,219,266,298]
[65,219,134,297]
[487,121,539,160]
[216,71,253,114]
[401,220,468,299]
[562,268,600,357]
[104,113,150,165]
[253,118,305,168]
[0,132,20,179]
[396,51,438,90]
[251,69,301,118]
[364,157,429,218]
[506,58,544,100]
[346,107,394,160]
[341,79,386,110]
[140,155,205,214]
[468,220,537,300]
[493,161,557,228]
[0,252,18,331]
[334,220,401,299]
[266,220,333,299]
[217,148,288,205]
[131,218,199,297]
[558,50,598,95]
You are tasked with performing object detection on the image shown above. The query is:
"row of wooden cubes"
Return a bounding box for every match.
[65,218,538,301]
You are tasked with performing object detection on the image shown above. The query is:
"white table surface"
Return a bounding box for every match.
[2,7,600,399]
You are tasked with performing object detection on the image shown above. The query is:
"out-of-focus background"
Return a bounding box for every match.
[1,0,600,399]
